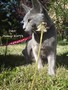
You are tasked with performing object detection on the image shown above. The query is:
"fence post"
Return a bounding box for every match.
[4,38,8,60]
[0,36,2,45]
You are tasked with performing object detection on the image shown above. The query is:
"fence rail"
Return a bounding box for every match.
[0,35,32,67]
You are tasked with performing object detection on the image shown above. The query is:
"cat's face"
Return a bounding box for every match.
[22,10,44,32]
[21,0,45,33]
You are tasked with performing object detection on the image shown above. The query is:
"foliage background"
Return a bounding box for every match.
[0,0,68,37]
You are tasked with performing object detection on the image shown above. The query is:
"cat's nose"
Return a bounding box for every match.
[21,20,24,24]
[22,24,25,30]
[23,28,26,30]
[20,20,24,26]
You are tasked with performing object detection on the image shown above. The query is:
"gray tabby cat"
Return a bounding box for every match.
[21,0,57,75]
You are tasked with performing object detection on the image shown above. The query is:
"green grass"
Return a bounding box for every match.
[0,43,68,90]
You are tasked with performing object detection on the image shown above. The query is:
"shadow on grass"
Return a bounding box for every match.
[0,55,26,69]
[0,52,68,71]
[57,52,68,68]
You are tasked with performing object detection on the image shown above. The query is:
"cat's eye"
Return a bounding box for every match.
[28,19,31,22]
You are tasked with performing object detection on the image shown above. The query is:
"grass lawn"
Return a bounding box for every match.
[0,43,68,90]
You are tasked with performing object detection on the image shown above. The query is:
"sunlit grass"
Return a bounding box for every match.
[57,45,68,55]
[0,44,26,55]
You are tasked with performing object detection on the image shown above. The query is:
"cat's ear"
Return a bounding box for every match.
[31,0,42,12]
[21,3,31,13]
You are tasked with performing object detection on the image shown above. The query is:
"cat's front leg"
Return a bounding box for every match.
[32,44,43,70]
